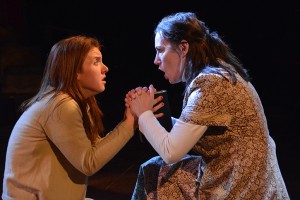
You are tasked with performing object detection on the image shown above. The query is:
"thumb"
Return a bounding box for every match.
[149,84,155,98]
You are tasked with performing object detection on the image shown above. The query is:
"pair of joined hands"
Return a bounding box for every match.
[124,84,165,119]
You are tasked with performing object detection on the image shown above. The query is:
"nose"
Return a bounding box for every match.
[102,64,109,73]
[154,54,160,65]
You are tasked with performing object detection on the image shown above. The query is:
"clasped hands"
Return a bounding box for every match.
[125,84,165,119]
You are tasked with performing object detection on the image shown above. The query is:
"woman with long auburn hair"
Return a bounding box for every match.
[2,35,163,200]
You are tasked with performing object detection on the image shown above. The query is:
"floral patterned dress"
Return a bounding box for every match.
[131,67,290,200]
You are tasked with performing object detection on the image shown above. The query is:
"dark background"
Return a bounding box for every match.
[1,0,299,199]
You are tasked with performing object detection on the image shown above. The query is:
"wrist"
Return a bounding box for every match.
[137,109,151,118]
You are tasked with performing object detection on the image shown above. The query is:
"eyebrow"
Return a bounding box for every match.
[92,56,102,60]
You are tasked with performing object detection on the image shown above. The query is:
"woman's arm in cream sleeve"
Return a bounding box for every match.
[139,110,207,164]
[45,99,134,176]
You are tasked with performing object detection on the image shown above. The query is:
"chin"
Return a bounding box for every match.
[96,86,105,93]
[169,79,181,84]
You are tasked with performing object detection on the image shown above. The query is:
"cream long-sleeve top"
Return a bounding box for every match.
[2,93,134,200]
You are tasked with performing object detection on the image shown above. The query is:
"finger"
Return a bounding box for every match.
[127,89,137,99]
[126,93,133,100]
[149,84,155,98]
[124,96,130,103]
[125,102,130,108]
[152,102,164,113]
[138,88,148,96]
[130,89,136,93]
[153,95,163,106]
[154,113,164,118]
[124,97,132,107]
[151,84,157,94]
[135,86,143,95]
[135,86,143,91]
[142,87,148,92]
[136,89,143,96]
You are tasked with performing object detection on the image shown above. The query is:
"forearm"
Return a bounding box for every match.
[139,110,207,164]
[82,121,134,175]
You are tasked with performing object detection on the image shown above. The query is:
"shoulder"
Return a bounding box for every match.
[42,93,81,117]
[55,93,80,112]
[184,68,237,103]
[188,69,225,92]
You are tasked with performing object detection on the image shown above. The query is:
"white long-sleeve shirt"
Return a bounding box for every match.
[138,110,207,164]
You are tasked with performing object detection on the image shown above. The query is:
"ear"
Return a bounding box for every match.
[179,40,189,57]
[77,73,81,80]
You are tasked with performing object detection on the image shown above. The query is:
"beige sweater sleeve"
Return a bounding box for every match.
[43,97,134,176]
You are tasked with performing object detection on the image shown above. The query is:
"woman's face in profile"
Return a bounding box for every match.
[77,47,109,98]
[153,32,187,84]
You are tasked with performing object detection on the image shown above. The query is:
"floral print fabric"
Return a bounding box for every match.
[131,67,290,200]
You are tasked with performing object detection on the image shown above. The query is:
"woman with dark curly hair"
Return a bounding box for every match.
[127,12,290,199]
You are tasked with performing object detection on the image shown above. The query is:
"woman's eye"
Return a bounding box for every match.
[156,49,163,53]
[94,58,101,65]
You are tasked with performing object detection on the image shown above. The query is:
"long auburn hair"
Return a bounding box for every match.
[154,12,251,89]
[20,35,104,144]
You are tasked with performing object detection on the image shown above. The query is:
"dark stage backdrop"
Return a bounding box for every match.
[0,0,299,199]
